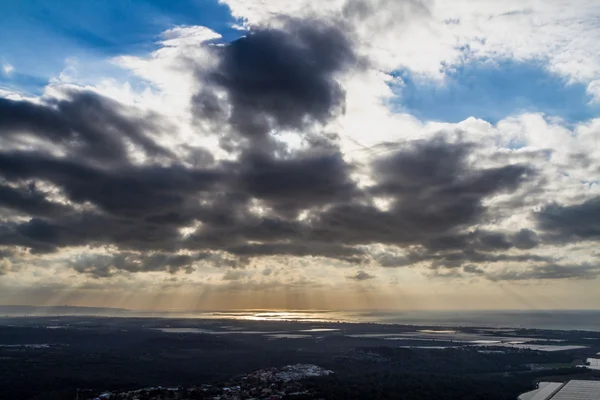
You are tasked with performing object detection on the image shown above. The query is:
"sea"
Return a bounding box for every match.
[1,306,599,332]
[189,310,600,332]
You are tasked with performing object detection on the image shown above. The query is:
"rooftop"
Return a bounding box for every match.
[519,380,600,400]
[550,380,600,400]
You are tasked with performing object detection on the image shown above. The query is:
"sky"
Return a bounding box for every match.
[1,0,600,311]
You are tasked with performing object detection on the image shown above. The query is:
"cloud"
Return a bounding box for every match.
[225,242,366,263]
[587,80,600,104]
[192,17,357,150]
[463,265,484,275]
[0,257,11,275]
[222,0,600,86]
[2,8,600,293]
[0,90,172,164]
[347,270,376,281]
[222,269,248,281]
[69,252,212,278]
[2,63,13,76]
[309,139,535,247]
[160,26,222,47]
[511,229,540,250]
[488,263,600,281]
[0,182,71,218]
[536,197,600,242]
[236,150,358,216]
[0,90,541,274]
[0,150,221,216]
[377,246,555,270]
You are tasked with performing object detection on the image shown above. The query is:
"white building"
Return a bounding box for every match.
[519,380,600,400]
[586,358,600,370]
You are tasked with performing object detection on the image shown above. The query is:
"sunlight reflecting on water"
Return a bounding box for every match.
[203,310,351,323]
[245,311,339,322]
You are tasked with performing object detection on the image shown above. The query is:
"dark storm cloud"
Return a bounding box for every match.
[487,263,600,281]
[511,229,539,249]
[307,139,535,246]
[183,213,306,254]
[376,248,554,269]
[428,250,554,269]
[424,234,471,251]
[181,145,216,167]
[0,16,551,279]
[463,265,485,274]
[536,197,600,241]
[475,231,513,250]
[347,270,376,281]
[0,100,538,275]
[376,251,425,268]
[0,151,222,218]
[372,139,475,193]
[425,229,539,253]
[0,248,14,258]
[193,18,357,144]
[1,206,233,255]
[0,182,71,217]
[236,150,357,215]
[0,218,69,254]
[0,211,175,254]
[372,139,533,235]
[0,91,172,164]
[181,138,536,269]
[70,252,211,278]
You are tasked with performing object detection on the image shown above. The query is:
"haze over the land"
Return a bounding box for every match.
[1,0,600,311]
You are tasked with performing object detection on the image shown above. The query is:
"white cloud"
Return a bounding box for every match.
[222,0,600,85]
[587,80,600,104]
[0,89,27,101]
[222,269,249,281]
[0,258,11,275]
[56,58,79,83]
[230,23,248,31]
[2,63,14,75]
[160,25,222,47]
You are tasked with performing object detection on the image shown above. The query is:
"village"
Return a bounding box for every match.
[80,364,333,400]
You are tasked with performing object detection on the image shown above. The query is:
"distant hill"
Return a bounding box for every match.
[0,305,131,316]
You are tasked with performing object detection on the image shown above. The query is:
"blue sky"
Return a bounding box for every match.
[393,60,600,124]
[0,0,244,94]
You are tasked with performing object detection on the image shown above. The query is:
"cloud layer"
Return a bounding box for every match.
[1,1,600,309]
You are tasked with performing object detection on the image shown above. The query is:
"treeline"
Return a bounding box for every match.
[302,372,531,400]
[327,346,573,375]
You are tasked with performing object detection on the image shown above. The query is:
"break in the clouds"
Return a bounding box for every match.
[1,0,600,310]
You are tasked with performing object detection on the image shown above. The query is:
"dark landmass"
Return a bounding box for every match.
[1,316,599,399]
[0,305,132,316]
